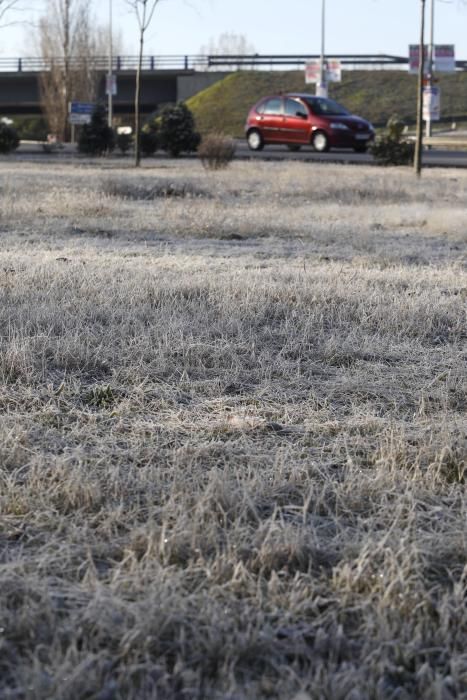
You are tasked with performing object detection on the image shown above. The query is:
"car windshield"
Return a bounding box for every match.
[302,97,349,116]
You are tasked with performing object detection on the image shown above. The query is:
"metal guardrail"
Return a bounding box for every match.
[0,54,466,73]
[0,55,205,72]
[207,53,409,67]
[424,136,467,148]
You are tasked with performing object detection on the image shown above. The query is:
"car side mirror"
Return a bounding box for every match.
[296,111,307,119]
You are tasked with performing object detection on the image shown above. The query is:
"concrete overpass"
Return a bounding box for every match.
[0,57,227,116]
[2,53,466,117]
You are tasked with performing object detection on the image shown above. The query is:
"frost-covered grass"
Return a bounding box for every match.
[0,159,466,700]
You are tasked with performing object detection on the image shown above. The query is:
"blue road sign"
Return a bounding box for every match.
[69,101,95,115]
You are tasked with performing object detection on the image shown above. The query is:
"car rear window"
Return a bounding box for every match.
[303,97,349,116]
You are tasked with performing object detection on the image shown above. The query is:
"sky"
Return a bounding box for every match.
[0,0,466,60]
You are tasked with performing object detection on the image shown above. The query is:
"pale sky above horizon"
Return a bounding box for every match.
[0,0,466,60]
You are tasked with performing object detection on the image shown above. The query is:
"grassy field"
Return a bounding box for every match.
[0,157,466,700]
[187,69,467,137]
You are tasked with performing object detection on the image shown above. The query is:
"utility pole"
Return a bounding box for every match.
[414,0,426,177]
[108,0,113,128]
[317,0,328,98]
[426,0,435,138]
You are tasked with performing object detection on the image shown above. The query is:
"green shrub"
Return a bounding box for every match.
[140,117,159,157]
[370,115,415,166]
[13,116,48,141]
[78,104,115,156]
[0,121,20,154]
[116,132,133,155]
[158,102,200,157]
[198,132,236,170]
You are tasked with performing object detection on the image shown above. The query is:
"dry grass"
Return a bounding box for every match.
[0,158,466,700]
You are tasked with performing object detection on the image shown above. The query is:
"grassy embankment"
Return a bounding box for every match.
[187,69,467,137]
[0,158,466,699]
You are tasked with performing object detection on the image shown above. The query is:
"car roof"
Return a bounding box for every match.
[257,93,321,101]
[285,93,320,100]
[256,94,327,102]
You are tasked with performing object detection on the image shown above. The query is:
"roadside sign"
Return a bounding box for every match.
[326,60,342,83]
[305,59,342,84]
[305,61,320,83]
[423,86,441,121]
[106,74,117,97]
[69,101,94,114]
[409,45,455,74]
[69,113,92,125]
[68,101,94,125]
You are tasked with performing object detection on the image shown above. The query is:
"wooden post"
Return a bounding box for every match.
[414,0,426,177]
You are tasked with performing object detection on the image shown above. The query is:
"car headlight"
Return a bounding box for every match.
[330,122,350,130]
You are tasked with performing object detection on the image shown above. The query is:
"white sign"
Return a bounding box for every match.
[423,86,441,121]
[305,59,342,84]
[106,74,117,97]
[69,113,92,125]
[409,45,455,74]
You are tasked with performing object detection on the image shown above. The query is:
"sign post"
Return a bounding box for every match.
[414,0,426,178]
[318,0,327,97]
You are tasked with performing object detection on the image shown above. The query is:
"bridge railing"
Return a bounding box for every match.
[1,54,466,73]
[0,55,207,72]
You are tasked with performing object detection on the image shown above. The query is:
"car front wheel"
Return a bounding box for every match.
[247,130,264,151]
[312,131,330,153]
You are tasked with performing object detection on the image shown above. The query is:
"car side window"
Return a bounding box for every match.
[285,99,307,118]
[263,98,283,115]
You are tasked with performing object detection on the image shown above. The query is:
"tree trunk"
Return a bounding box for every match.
[63,0,71,142]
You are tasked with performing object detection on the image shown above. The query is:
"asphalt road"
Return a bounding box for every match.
[10,140,467,168]
[234,140,467,168]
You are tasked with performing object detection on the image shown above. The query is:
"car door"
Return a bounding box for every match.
[257,97,284,143]
[283,98,310,144]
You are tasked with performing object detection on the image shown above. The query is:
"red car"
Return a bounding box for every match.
[245,93,375,153]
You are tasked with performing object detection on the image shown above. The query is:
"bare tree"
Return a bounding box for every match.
[37,0,118,142]
[125,0,162,166]
[199,33,256,71]
[0,0,22,26]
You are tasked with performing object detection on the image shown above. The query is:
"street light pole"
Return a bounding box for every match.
[317,0,328,98]
[414,0,426,176]
[108,0,113,128]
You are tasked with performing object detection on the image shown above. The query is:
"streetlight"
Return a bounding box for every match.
[317,0,328,98]
[107,0,113,128]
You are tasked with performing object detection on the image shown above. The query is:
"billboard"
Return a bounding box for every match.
[409,45,455,74]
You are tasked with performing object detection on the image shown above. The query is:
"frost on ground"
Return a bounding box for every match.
[0,159,466,700]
